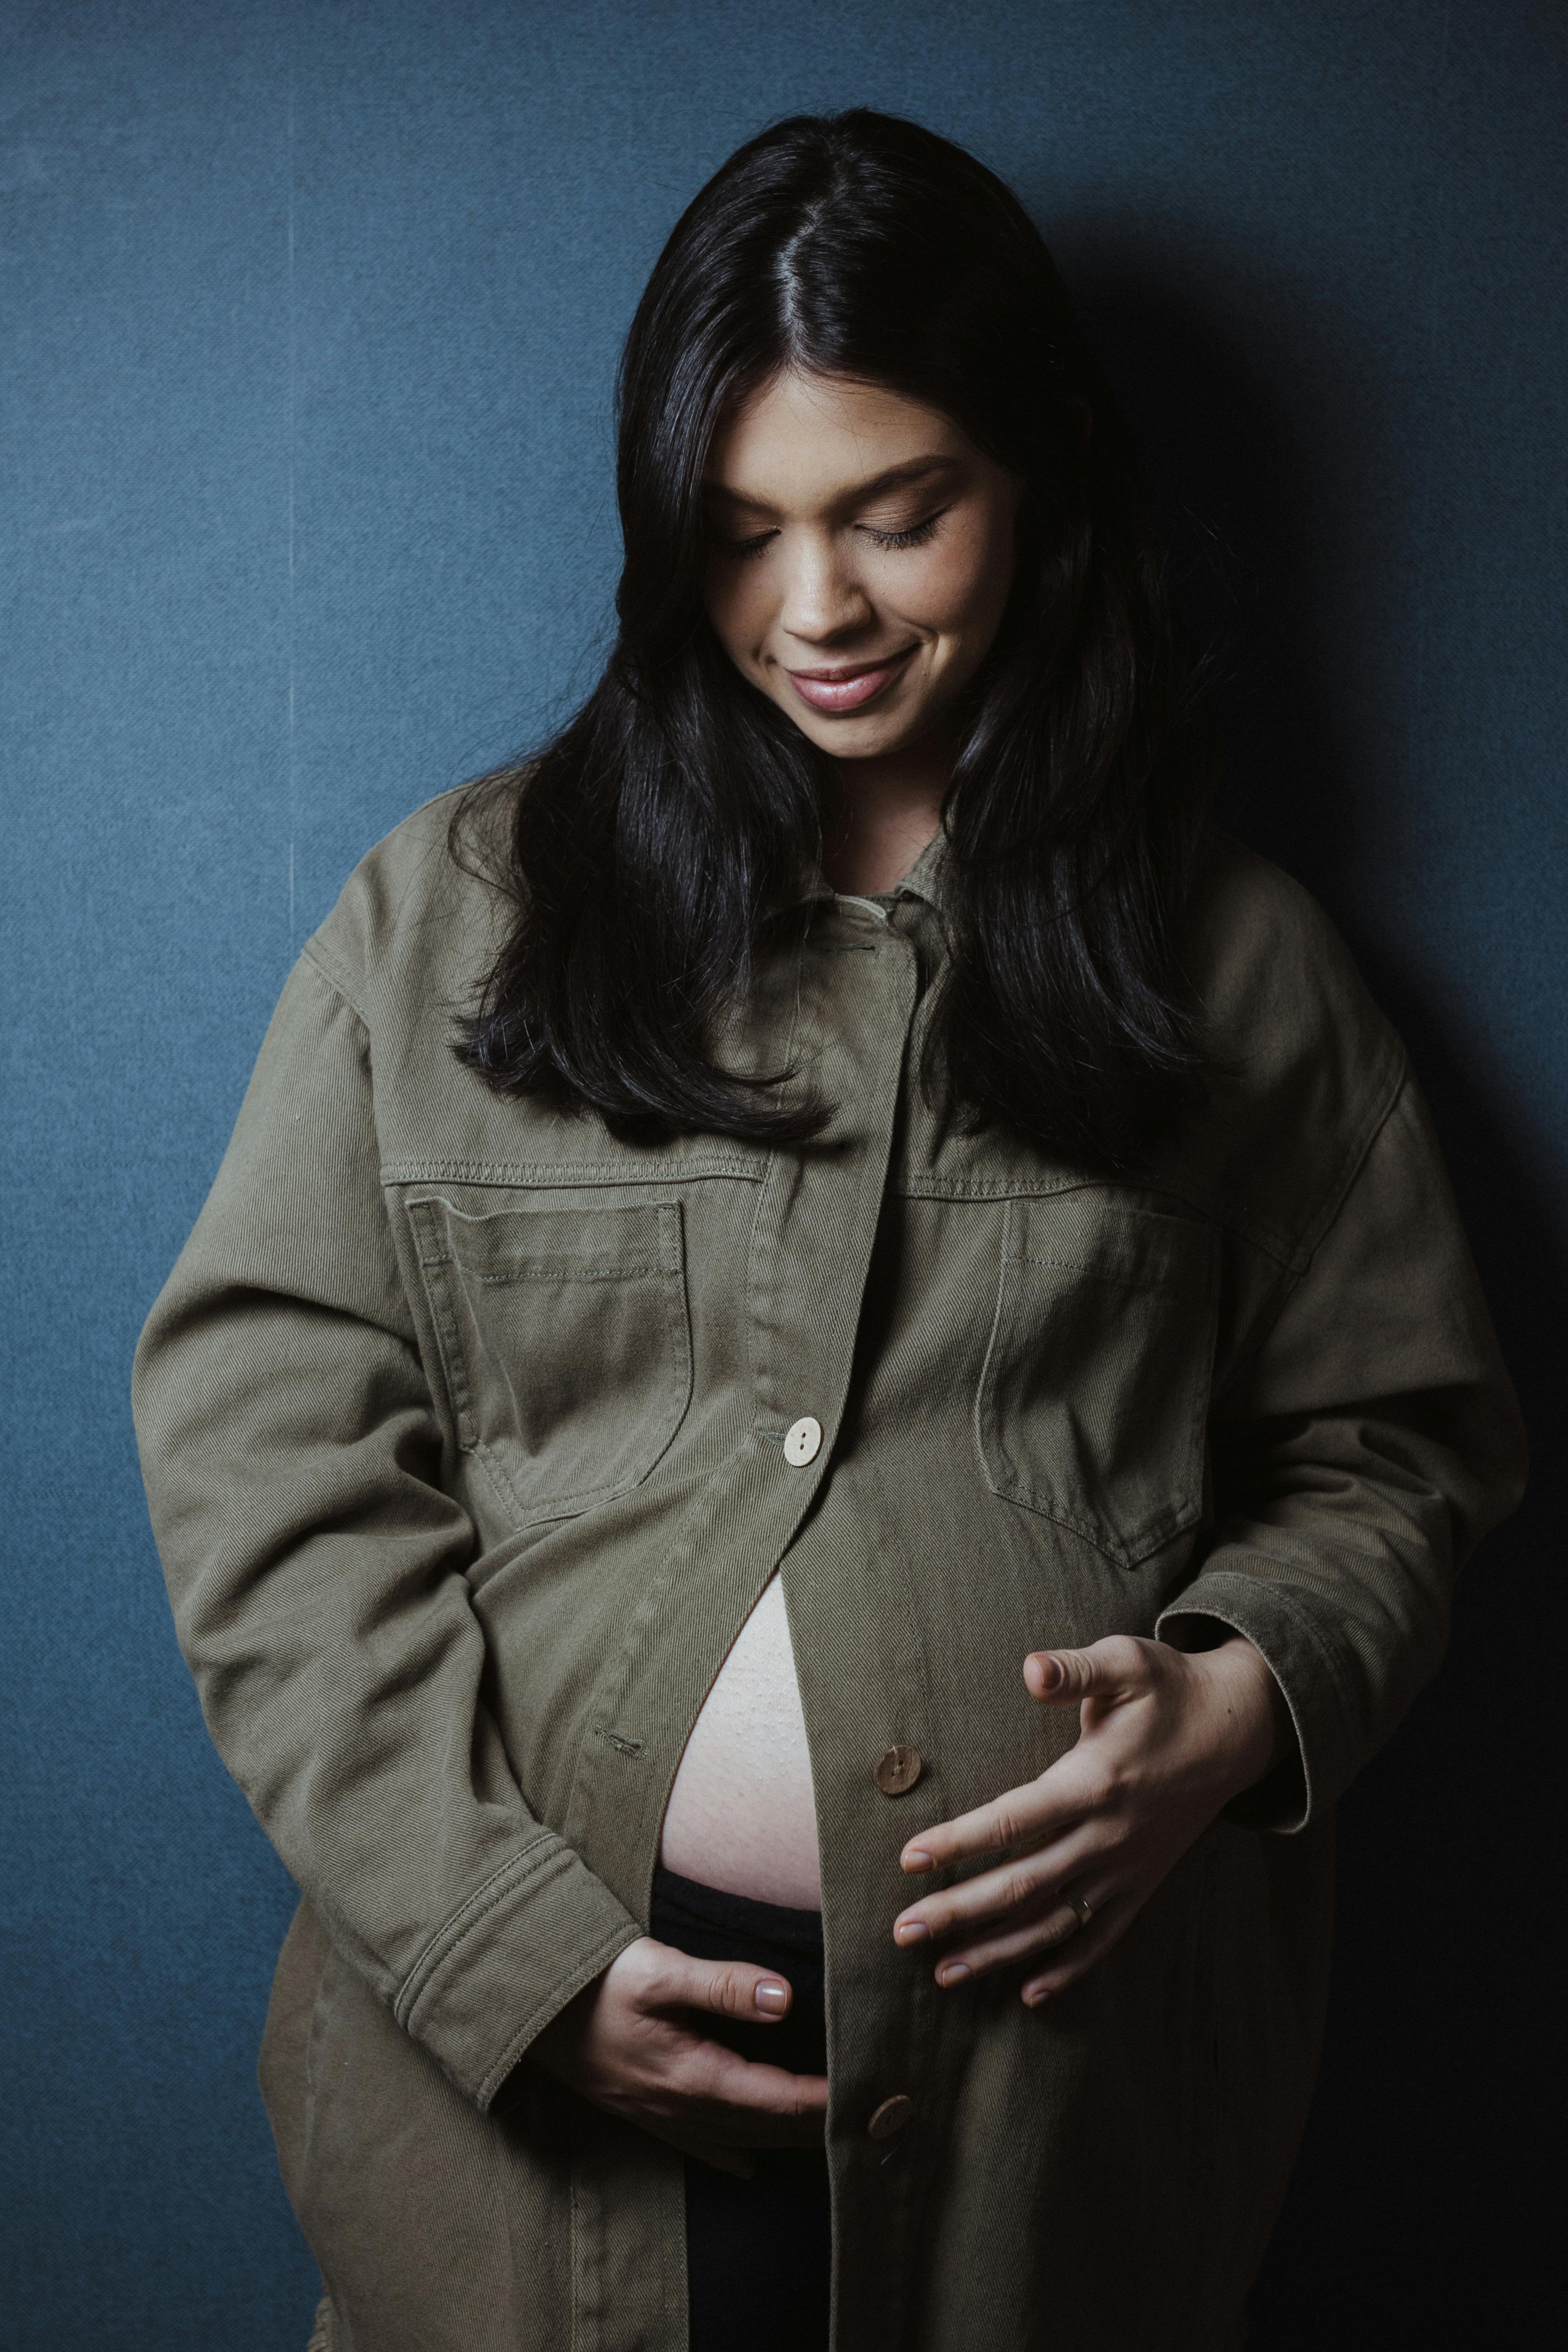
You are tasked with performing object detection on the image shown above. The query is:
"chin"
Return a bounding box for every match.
[834,726,913,760]
[784,700,928,760]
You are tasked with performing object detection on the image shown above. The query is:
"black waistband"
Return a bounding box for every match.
[650,1864,824,1961]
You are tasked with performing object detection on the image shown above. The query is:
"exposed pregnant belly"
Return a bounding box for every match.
[658,1574,822,1910]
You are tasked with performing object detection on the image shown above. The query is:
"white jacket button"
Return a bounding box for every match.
[784,1415,823,1467]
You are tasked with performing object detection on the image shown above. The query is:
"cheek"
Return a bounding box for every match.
[704,565,773,666]
[897,510,1014,641]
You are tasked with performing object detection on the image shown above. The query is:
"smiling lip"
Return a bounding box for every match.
[784,645,918,713]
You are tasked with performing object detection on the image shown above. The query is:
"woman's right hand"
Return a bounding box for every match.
[526,1936,829,2179]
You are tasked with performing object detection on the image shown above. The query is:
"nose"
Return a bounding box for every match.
[777,531,875,648]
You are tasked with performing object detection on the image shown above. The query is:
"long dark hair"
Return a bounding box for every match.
[451,109,1212,1168]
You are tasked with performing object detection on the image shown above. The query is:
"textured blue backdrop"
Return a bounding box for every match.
[3,4,1563,2345]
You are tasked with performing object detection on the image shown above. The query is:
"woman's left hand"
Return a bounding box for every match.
[892,1633,1291,2005]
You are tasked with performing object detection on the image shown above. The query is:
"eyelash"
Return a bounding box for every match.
[720,508,949,562]
[864,510,947,551]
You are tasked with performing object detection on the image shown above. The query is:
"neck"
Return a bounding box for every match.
[820,727,953,895]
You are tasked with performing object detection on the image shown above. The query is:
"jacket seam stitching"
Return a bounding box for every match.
[381,1158,765,1187]
[395,1836,556,2024]
[299,935,371,1026]
[1212,1058,1413,1397]
[477,1921,645,2109]
[1294,1041,1411,1263]
[401,1847,564,2035]
[1160,1568,1357,1803]
[401,1846,566,2035]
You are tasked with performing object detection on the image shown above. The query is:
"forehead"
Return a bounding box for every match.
[706,369,969,506]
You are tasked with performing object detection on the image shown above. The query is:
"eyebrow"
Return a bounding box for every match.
[701,455,961,513]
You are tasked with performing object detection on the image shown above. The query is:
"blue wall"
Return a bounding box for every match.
[3,5,1562,2344]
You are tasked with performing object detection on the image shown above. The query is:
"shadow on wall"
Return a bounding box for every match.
[1068,255,1561,2345]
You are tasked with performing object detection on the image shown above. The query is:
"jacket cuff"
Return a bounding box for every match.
[1156,1567,1357,1834]
[392,1828,645,2110]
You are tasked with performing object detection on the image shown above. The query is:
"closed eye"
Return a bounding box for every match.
[857,507,948,551]
[717,528,779,562]
[717,506,950,562]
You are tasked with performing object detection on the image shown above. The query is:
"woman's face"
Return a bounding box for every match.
[702,370,1020,763]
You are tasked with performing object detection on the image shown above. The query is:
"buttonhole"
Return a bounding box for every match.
[596,1727,645,1757]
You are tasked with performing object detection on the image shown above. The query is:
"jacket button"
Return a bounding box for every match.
[784,1415,823,1467]
[874,1745,922,1796]
[868,2095,915,2140]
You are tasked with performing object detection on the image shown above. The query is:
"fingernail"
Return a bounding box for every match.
[1022,1984,1049,2007]
[902,1848,934,1873]
[937,1960,972,1987]
[894,1918,929,1945]
[755,1981,789,2016]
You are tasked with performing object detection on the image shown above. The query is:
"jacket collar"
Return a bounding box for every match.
[795,822,952,914]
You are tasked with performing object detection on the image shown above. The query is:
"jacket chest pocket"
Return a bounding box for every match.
[408,1195,693,1529]
[976,1192,1219,1568]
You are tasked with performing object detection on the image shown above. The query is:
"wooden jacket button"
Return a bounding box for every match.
[874,1745,922,1795]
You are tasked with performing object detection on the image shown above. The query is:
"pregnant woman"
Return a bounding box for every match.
[133,112,1524,2352]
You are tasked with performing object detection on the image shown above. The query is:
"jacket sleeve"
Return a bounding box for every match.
[1157,1071,1527,1830]
[131,947,644,2109]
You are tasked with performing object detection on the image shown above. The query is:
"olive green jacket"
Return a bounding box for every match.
[132,794,1524,2351]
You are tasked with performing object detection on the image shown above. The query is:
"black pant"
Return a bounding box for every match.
[649,1866,831,2352]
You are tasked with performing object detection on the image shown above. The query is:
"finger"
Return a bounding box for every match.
[895,1822,1102,1946]
[625,2029,828,2145]
[1023,1634,1147,1705]
[675,2036,831,2131]
[928,1895,1105,1985]
[899,1775,1092,1877]
[1019,1892,1133,2005]
[651,1948,796,2026]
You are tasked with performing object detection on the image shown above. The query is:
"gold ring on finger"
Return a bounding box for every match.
[1069,1892,1093,1931]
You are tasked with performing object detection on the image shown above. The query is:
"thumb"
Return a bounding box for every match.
[670,1952,795,2024]
[1024,1638,1140,1705]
